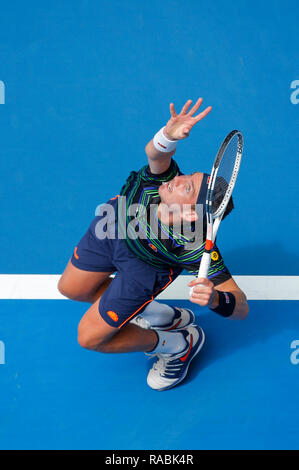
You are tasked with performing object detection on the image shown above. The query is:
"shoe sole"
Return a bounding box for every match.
[152,327,205,391]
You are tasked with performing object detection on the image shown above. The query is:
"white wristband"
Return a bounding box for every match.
[153,127,177,153]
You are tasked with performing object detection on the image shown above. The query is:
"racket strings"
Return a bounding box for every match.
[212,134,241,216]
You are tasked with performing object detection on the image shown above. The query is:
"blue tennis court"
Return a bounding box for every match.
[1,299,298,450]
[0,0,298,451]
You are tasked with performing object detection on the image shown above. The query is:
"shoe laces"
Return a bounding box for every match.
[151,352,184,376]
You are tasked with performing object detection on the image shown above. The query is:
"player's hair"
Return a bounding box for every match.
[212,176,234,220]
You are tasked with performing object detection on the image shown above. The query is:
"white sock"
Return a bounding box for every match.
[141,300,175,326]
[150,330,187,355]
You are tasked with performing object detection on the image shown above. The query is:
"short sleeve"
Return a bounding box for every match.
[207,245,232,286]
[184,244,232,287]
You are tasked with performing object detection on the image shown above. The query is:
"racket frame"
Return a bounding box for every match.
[197,130,243,279]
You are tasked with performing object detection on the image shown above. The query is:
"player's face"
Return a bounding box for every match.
[159,172,203,208]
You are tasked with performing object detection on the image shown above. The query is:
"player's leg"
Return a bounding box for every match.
[77,297,159,352]
[58,258,114,303]
[77,296,189,354]
[76,266,205,391]
[58,212,117,303]
[77,267,163,352]
[77,265,188,355]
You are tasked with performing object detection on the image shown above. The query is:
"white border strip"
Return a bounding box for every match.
[0,275,298,300]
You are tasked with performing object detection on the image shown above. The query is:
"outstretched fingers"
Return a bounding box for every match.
[179,99,193,115]
[187,97,203,116]
[188,98,212,121]
[168,98,212,136]
[178,97,212,121]
[194,105,212,122]
[169,102,177,117]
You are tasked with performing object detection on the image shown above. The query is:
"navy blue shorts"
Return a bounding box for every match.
[71,198,182,328]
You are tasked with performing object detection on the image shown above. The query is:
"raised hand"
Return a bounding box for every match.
[164,98,212,141]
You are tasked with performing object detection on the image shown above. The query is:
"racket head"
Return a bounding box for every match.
[207,130,243,221]
[196,130,243,281]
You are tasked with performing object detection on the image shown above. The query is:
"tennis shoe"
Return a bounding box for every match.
[131,307,195,331]
[147,325,205,391]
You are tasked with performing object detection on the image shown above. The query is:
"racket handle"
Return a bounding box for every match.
[189,252,211,297]
[197,252,211,279]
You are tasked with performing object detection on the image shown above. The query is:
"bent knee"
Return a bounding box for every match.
[58,277,86,301]
[77,331,96,350]
[77,331,108,351]
[57,277,72,298]
[77,321,111,351]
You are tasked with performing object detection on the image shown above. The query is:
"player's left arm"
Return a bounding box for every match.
[188,276,249,320]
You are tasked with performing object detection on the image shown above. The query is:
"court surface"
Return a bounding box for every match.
[0,0,298,451]
[1,299,298,450]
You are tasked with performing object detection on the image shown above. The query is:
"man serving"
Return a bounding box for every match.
[58,97,249,391]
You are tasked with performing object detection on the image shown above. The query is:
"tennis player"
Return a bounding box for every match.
[58,98,249,391]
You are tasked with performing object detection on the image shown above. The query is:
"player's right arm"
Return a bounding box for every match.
[188,276,249,320]
[145,98,212,174]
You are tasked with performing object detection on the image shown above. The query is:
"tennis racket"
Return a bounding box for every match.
[197,130,244,279]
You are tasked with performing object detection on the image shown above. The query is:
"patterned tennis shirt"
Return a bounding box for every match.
[116,159,231,286]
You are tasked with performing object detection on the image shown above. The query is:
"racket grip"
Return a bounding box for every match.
[197,252,211,279]
[189,252,211,297]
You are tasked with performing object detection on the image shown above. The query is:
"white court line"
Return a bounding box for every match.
[0,275,298,300]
